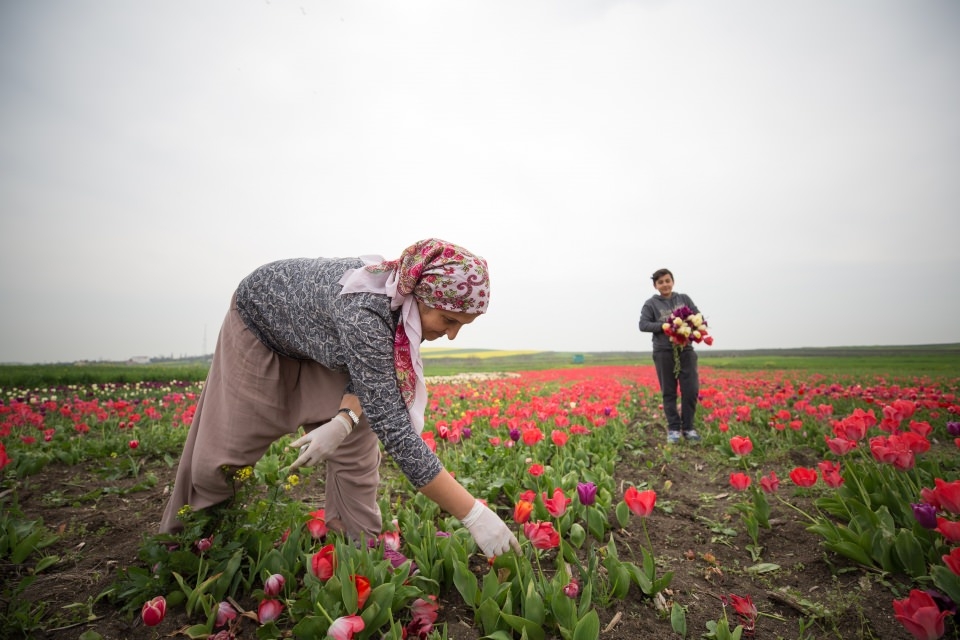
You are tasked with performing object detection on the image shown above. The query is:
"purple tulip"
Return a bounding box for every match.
[383,548,416,572]
[912,502,938,530]
[462,427,472,439]
[509,428,521,442]
[577,482,598,506]
[925,589,957,615]
[947,422,960,437]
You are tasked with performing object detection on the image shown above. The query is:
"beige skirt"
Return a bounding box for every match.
[159,293,382,538]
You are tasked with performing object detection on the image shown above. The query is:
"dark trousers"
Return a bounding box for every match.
[652,348,699,432]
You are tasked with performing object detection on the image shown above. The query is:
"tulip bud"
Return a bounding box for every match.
[563,581,580,598]
[264,573,285,597]
[141,595,166,627]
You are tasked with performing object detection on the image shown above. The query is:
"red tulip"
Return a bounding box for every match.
[729,435,753,457]
[528,463,545,477]
[523,521,560,550]
[934,478,960,515]
[936,517,960,544]
[141,595,166,627]
[729,472,751,491]
[726,593,757,631]
[311,543,336,580]
[624,486,656,517]
[942,547,960,576]
[824,435,857,456]
[892,589,949,640]
[352,575,371,609]
[258,598,284,623]
[818,461,844,488]
[789,467,818,488]
[306,508,328,539]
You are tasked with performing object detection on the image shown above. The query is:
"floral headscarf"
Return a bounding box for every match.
[337,238,490,433]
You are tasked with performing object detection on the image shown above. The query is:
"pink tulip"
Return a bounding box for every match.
[215,601,237,628]
[541,487,572,518]
[523,521,560,550]
[141,595,166,627]
[327,614,365,640]
[759,471,779,494]
[258,598,284,623]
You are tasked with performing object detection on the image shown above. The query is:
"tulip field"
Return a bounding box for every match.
[2,355,960,640]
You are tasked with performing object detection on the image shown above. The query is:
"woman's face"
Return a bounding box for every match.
[416,299,480,342]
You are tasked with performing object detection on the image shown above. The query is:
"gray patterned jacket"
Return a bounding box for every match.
[235,256,442,488]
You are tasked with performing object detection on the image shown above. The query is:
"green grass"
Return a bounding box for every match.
[2,344,958,387]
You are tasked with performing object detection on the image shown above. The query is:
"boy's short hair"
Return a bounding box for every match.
[651,268,673,282]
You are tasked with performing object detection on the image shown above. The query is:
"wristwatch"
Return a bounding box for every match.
[338,408,360,428]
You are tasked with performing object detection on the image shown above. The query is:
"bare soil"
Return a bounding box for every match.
[6,420,929,640]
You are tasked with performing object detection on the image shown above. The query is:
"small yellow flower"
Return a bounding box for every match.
[286,474,300,486]
[177,505,193,518]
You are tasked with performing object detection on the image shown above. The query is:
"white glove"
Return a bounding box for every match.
[461,500,522,557]
[288,414,353,471]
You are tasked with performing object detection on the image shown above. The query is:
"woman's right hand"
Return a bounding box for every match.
[461,499,522,557]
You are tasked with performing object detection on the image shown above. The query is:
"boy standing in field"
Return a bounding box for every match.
[639,268,702,444]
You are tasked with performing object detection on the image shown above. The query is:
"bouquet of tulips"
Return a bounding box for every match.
[662,305,713,376]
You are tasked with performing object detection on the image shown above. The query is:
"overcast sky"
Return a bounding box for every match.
[1,1,958,363]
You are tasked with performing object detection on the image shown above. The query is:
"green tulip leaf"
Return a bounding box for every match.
[893,530,927,578]
[670,601,687,636]
[932,566,960,605]
[453,559,479,607]
[478,597,505,634]
[572,609,600,640]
